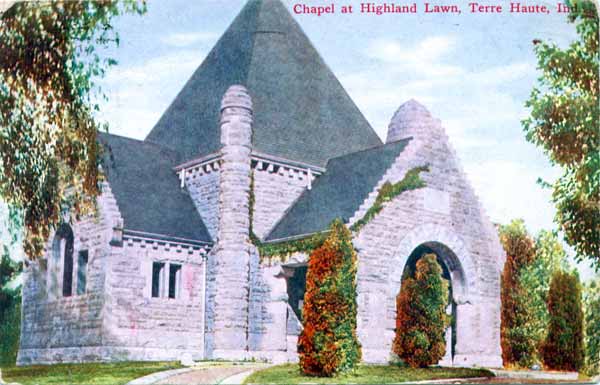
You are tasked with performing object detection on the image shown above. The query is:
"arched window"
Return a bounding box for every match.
[51,224,74,298]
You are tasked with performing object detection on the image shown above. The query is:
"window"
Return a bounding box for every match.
[151,262,182,299]
[51,223,74,298]
[168,264,182,299]
[152,262,165,298]
[77,250,88,295]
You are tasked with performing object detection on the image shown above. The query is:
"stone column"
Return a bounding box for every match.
[211,85,253,359]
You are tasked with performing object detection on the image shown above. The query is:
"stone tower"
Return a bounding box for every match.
[210,85,253,359]
[385,99,439,143]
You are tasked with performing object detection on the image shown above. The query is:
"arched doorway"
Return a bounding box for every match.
[400,242,465,365]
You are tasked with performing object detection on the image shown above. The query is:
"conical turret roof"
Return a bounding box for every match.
[145,0,382,167]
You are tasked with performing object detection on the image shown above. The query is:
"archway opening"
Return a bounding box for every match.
[51,224,74,298]
[399,241,465,365]
[284,264,307,321]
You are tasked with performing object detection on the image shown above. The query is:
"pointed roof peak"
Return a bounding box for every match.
[146,0,381,166]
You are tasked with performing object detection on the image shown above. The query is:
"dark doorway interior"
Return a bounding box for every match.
[286,265,307,321]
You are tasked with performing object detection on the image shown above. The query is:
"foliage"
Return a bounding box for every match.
[298,219,361,376]
[499,219,537,367]
[0,202,23,366]
[519,230,569,356]
[255,166,428,261]
[2,361,182,385]
[393,254,449,368]
[522,0,599,268]
[243,364,493,385]
[249,171,328,261]
[0,295,20,366]
[350,166,429,232]
[541,270,585,371]
[583,279,600,376]
[257,232,329,262]
[0,1,145,259]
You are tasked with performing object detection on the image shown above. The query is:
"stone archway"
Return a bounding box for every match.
[389,224,479,366]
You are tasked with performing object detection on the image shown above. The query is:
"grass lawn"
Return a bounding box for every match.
[244,363,494,384]
[1,361,183,385]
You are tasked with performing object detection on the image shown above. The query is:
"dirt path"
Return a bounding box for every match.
[156,365,262,385]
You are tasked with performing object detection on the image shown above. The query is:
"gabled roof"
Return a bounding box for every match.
[266,138,411,241]
[145,0,382,167]
[98,132,212,244]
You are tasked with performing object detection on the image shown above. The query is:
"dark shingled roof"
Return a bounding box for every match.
[98,132,212,244]
[266,139,411,241]
[145,0,382,167]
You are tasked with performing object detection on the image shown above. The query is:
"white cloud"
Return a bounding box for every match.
[464,159,560,233]
[367,36,463,77]
[160,32,219,47]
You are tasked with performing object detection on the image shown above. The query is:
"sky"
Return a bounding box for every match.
[89,0,592,280]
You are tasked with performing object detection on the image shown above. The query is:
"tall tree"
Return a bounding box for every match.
[298,220,361,377]
[519,230,569,354]
[523,0,599,269]
[583,279,600,376]
[499,219,537,367]
[0,1,145,259]
[393,254,449,368]
[541,270,585,371]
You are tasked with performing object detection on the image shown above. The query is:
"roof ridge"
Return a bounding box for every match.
[325,137,412,164]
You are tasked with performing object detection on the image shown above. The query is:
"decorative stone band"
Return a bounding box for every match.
[120,229,211,258]
[174,151,323,188]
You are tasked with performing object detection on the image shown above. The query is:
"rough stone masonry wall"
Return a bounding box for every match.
[17,183,122,365]
[247,250,292,363]
[186,165,220,241]
[352,101,504,367]
[208,85,253,360]
[102,239,206,361]
[252,164,310,239]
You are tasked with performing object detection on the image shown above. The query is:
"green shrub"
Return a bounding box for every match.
[298,219,361,376]
[583,280,600,376]
[499,220,537,367]
[541,270,585,372]
[393,254,449,368]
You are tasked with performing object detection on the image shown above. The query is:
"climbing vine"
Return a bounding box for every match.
[350,166,429,232]
[251,166,429,262]
[249,170,329,262]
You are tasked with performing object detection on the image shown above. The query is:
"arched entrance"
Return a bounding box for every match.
[388,224,479,366]
[400,242,465,365]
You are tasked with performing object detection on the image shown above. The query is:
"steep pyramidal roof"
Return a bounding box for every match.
[146,0,382,167]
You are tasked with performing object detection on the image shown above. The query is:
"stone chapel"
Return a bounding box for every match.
[17,0,505,368]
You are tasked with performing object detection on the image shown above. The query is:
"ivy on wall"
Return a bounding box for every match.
[250,166,429,262]
[350,166,429,232]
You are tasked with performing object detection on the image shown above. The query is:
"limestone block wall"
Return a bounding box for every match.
[209,85,253,359]
[247,252,290,363]
[102,239,207,361]
[352,102,504,367]
[17,183,122,365]
[185,160,221,241]
[252,163,313,239]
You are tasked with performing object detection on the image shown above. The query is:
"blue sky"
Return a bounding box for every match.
[92,0,593,278]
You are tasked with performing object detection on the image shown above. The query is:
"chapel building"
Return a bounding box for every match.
[18,0,505,368]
